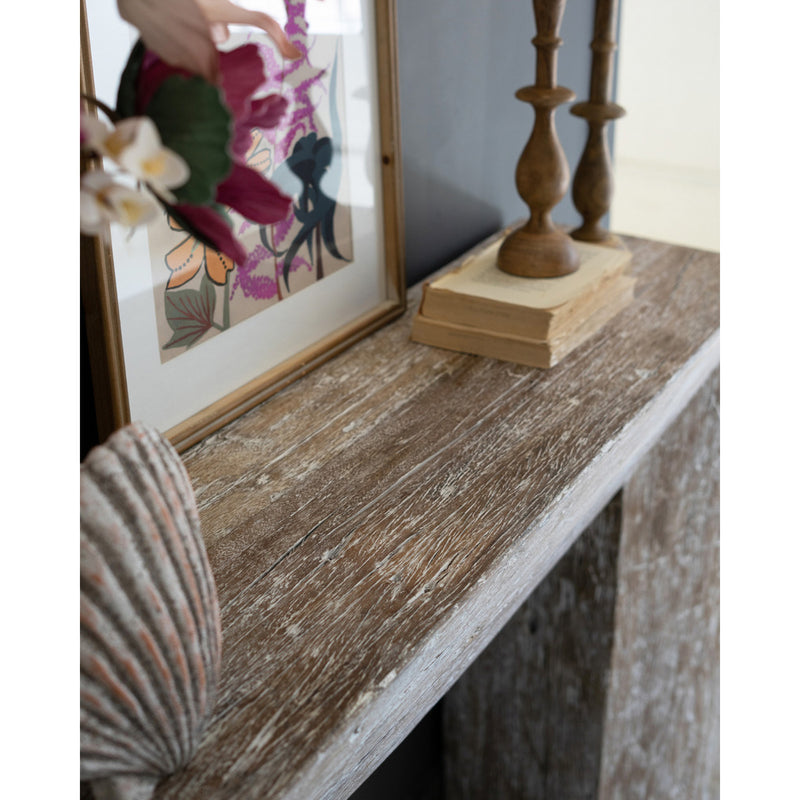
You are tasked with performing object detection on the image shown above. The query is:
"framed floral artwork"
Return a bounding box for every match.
[81,0,405,452]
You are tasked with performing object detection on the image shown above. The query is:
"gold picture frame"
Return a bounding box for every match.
[81,0,405,453]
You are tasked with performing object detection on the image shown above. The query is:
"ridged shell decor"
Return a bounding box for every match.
[80,422,222,800]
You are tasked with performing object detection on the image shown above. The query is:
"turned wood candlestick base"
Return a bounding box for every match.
[498,222,580,278]
[498,0,579,279]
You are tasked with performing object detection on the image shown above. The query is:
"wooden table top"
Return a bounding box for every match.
[154,232,720,799]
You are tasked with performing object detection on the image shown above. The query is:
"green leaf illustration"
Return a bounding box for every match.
[146,75,233,205]
[163,274,217,349]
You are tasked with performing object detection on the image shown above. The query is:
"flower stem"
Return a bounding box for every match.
[222,274,230,330]
[81,93,120,124]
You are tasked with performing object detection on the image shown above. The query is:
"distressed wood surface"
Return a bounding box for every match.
[150,233,719,799]
[443,493,624,799]
[441,370,719,800]
[599,370,720,800]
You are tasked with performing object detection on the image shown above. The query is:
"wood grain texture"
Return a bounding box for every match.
[440,370,719,800]
[443,494,623,799]
[599,370,720,800]
[149,234,718,799]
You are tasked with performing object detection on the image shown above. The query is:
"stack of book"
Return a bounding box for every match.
[410,237,635,369]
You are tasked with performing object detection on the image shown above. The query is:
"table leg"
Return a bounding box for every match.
[443,370,720,799]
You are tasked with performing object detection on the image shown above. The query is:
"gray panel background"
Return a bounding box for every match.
[396,0,619,286]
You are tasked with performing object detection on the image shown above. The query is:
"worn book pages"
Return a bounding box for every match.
[420,239,632,340]
[411,276,635,368]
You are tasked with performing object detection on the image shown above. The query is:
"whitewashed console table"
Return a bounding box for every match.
[150,232,720,799]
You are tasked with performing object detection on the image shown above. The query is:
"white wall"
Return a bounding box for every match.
[610,0,719,251]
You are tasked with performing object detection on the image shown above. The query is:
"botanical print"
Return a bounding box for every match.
[148,2,353,363]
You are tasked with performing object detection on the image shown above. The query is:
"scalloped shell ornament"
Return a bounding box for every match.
[80,422,222,800]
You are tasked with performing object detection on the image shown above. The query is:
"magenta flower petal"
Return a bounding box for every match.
[127,42,294,263]
[215,163,292,224]
[230,127,254,161]
[219,45,265,118]
[246,95,288,130]
[174,203,248,265]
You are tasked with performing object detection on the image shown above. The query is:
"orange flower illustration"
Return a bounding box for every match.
[164,215,235,289]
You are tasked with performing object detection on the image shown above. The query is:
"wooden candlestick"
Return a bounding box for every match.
[498,0,580,279]
[570,0,626,245]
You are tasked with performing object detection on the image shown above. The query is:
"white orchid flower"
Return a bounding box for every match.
[80,111,112,151]
[80,170,160,235]
[99,117,190,201]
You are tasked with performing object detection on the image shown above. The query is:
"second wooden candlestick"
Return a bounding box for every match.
[570,0,626,246]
